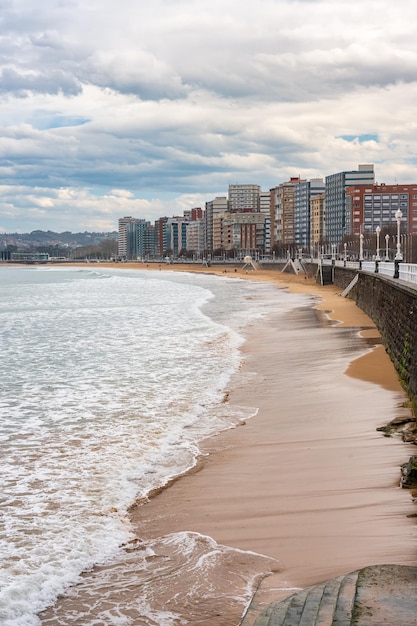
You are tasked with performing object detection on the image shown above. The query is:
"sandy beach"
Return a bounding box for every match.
[131,264,417,615]
[40,263,417,625]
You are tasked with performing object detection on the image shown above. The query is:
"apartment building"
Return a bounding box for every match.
[205,197,228,252]
[118,216,138,258]
[325,164,375,245]
[271,177,306,249]
[225,212,266,253]
[154,217,169,256]
[228,184,261,212]
[346,184,417,235]
[165,217,189,256]
[186,219,205,256]
[118,216,152,259]
[310,193,326,253]
[294,178,325,251]
[259,190,272,252]
[183,207,204,221]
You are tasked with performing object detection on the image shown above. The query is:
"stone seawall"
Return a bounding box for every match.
[333,267,417,415]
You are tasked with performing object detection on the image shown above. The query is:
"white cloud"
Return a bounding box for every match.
[1,0,417,231]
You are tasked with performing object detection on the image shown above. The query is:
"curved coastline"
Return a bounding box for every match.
[132,264,416,617]
[40,263,417,625]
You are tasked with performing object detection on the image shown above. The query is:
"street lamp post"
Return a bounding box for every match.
[395,209,403,261]
[375,226,381,261]
[394,209,403,278]
[375,226,381,273]
[359,233,364,269]
[385,234,390,261]
[344,242,347,267]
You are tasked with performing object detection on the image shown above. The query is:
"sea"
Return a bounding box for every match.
[0,265,310,626]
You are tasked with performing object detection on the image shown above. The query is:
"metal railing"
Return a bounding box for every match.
[320,258,417,287]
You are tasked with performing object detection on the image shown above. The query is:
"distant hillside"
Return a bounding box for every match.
[0,230,118,251]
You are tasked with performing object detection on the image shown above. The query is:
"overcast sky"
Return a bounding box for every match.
[1,0,417,233]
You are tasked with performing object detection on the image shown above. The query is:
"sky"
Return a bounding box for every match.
[1,0,417,233]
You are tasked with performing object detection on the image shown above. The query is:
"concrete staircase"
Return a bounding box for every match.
[244,565,417,626]
[318,264,334,285]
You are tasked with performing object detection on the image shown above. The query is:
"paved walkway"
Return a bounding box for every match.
[242,565,417,625]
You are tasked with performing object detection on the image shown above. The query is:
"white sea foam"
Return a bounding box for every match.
[0,266,303,625]
[39,531,276,626]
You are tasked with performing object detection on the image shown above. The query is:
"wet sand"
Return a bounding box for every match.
[131,265,417,609]
[41,263,417,625]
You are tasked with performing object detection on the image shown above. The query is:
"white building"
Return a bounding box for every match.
[228,184,261,212]
[118,216,140,258]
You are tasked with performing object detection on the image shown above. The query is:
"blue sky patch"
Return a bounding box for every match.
[339,134,379,143]
[32,115,91,130]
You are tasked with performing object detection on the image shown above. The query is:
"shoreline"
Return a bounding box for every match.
[131,265,416,600]
[39,262,417,624]
[93,260,405,391]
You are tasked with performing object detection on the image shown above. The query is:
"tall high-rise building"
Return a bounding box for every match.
[118,216,139,258]
[271,177,305,251]
[126,219,151,259]
[325,164,375,245]
[228,184,261,212]
[143,224,155,258]
[154,217,169,256]
[165,217,189,256]
[310,193,326,253]
[118,216,154,259]
[186,220,205,256]
[205,197,228,253]
[294,179,325,252]
[259,191,272,253]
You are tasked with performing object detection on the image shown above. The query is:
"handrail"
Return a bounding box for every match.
[319,258,417,287]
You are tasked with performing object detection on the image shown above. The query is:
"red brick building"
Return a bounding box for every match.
[346,184,417,235]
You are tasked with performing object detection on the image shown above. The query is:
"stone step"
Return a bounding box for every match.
[298,582,327,626]
[252,595,294,626]
[280,588,310,624]
[252,574,354,626]
[331,571,358,625]
[250,565,417,625]
[314,575,345,626]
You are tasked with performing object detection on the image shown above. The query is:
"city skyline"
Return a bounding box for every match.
[1,0,417,234]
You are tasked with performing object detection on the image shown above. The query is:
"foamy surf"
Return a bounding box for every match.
[0,266,296,625]
[39,532,277,626]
